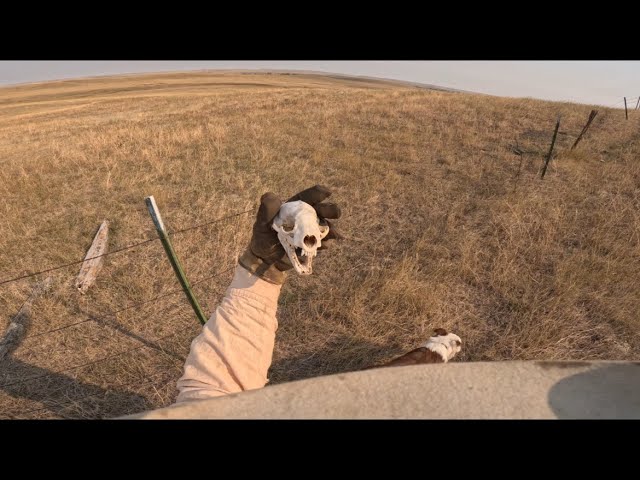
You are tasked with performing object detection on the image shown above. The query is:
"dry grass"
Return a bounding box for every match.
[0,71,638,418]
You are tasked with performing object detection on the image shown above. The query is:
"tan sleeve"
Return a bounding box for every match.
[175,265,282,403]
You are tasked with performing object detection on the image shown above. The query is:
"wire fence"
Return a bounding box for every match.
[0,203,254,419]
[0,209,252,286]
[4,311,189,420]
[602,96,638,107]
[0,280,228,417]
[22,265,233,342]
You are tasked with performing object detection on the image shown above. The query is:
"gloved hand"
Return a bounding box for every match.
[239,185,342,284]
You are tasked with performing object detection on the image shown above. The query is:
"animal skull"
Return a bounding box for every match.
[272,200,330,275]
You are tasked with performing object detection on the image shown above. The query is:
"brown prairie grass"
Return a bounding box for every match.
[0,71,638,418]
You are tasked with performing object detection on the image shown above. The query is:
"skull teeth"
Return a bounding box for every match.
[272,200,329,276]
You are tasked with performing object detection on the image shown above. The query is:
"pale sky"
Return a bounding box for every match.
[1,61,638,107]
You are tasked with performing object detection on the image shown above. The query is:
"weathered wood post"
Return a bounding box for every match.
[571,110,598,151]
[541,116,561,179]
[75,220,109,294]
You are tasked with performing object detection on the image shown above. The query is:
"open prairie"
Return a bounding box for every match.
[1,71,638,418]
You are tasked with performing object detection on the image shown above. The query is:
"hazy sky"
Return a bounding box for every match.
[1,61,638,107]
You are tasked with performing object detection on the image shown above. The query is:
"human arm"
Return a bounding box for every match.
[175,186,341,403]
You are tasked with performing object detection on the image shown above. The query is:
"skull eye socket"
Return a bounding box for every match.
[282,223,294,233]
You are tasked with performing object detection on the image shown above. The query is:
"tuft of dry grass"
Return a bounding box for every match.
[0,71,638,418]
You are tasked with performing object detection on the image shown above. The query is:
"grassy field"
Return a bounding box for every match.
[0,71,638,419]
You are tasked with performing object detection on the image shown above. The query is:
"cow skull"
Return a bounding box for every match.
[272,200,330,275]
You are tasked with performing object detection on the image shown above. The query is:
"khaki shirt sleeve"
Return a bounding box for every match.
[175,265,282,403]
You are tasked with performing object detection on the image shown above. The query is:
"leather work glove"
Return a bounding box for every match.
[238,185,342,284]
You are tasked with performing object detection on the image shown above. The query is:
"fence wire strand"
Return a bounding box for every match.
[23,265,234,341]
[0,209,253,287]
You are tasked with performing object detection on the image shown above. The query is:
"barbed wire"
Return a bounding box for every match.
[0,209,253,287]
[604,97,639,108]
[0,237,159,287]
[16,295,195,364]
[0,261,234,415]
[21,265,232,341]
[4,310,187,419]
[11,205,151,244]
[168,209,253,236]
[0,203,243,410]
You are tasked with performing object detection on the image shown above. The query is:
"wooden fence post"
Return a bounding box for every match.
[541,116,561,179]
[571,110,598,150]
